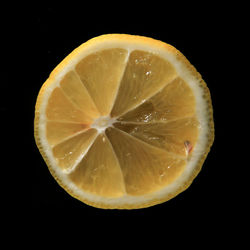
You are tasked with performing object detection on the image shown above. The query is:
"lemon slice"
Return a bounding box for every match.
[34,34,214,209]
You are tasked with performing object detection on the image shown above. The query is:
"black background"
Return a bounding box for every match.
[7,3,242,237]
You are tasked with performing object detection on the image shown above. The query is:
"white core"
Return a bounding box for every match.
[90,116,116,133]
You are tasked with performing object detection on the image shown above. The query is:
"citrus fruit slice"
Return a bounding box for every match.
[34,34,214,209]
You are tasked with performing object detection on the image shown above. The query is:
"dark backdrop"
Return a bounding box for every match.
[11,3,239,235]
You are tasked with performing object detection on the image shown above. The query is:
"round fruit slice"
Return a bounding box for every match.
[34,34,214,209]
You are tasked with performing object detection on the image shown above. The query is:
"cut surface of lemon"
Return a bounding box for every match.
[34,34,214,209]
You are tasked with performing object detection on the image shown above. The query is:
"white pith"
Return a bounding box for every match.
[36,36,211,207]
[91,116,116,133]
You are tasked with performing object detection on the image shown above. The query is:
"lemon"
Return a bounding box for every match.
[34,34,214,209]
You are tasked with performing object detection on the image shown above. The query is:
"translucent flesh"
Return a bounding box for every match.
[46,121,90,147]
[75,48,128,115]
[111,50,177,117]
[44,48,199,198]
[52,129,97,170]
[105,127,186,195]
[46,87,92,123]
[113,117,199,157]
[117,77,196,123]
[68,134,125,198]
[60,70,100,119]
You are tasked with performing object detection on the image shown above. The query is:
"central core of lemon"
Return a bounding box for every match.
[91,116,116,132]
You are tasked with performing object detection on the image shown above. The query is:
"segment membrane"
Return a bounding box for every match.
[105,127,186,196]
[111,50,177,117]
[114,117,199,157]
[69,134,125,198]
[52,128,97,170]
[46,121,90,147]
[46,87,91,123]
[75,48,128,115]
[118,77,196,123]
[60,71,100,119]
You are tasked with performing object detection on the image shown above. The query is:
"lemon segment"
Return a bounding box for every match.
[52,128,97,171]
[118,77,196,123]
[105,127,186,196]
[113,116,199,157]
[46,121,90,147]
[111,50,177,117]
[46,87,91,123]
[60,70,100,119]
[75,48,129,116]
[68,133,125,198]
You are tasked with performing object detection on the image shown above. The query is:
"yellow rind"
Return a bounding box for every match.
[34,34,214,209]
